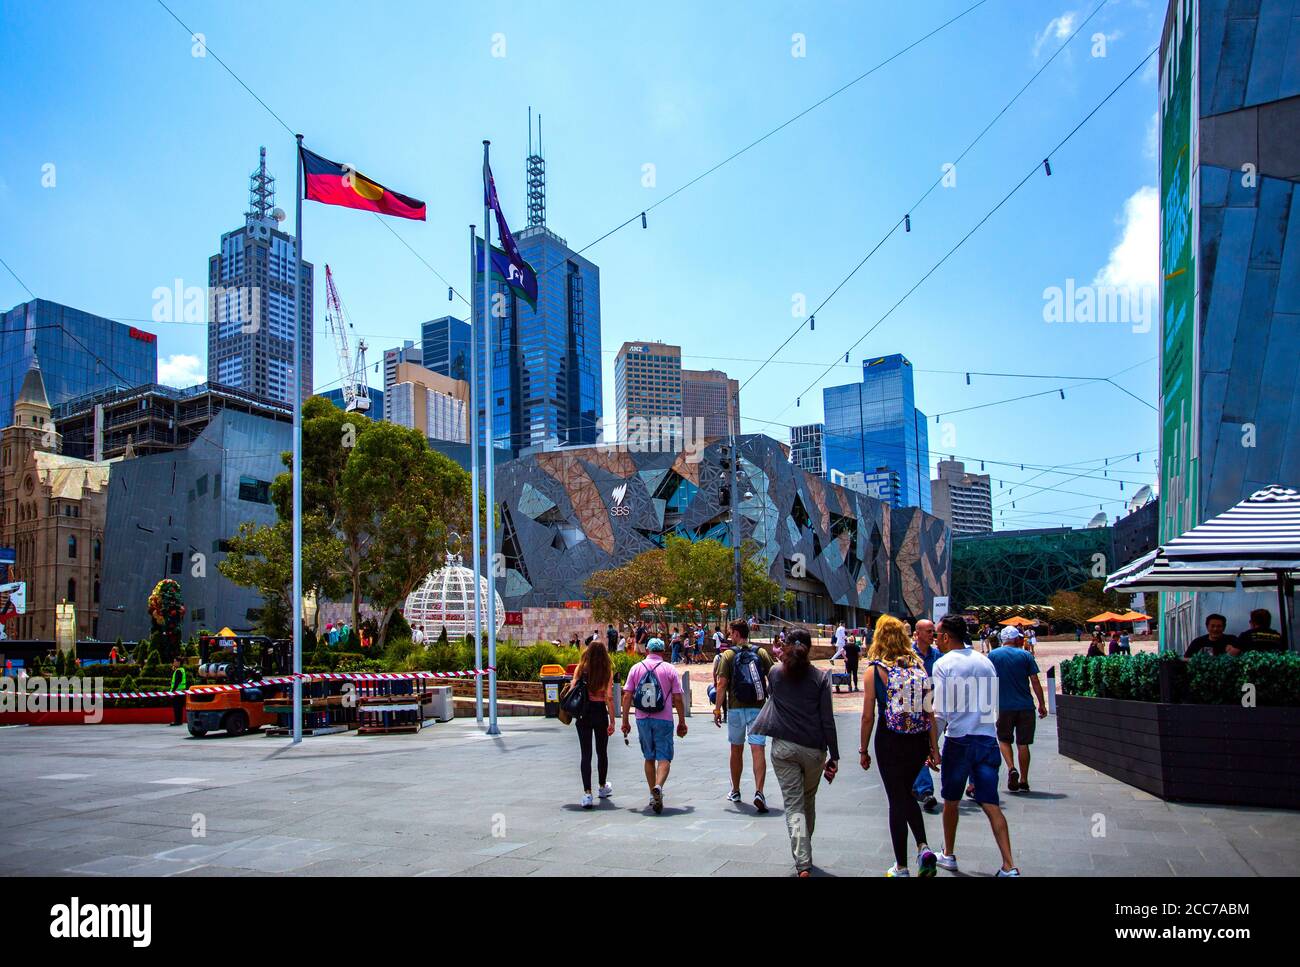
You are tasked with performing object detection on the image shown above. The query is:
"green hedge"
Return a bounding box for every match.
[1060,652,1300,706]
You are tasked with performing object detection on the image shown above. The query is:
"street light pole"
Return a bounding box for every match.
[729,392,743,623]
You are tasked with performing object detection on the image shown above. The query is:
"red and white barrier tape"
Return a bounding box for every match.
[49,668,497,700]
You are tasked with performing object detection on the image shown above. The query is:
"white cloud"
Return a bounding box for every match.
[158,353,205,388]
[1034,11,1078,58]
[1094,185,1158,291]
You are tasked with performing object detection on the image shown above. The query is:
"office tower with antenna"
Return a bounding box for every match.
[474,112,602,455]
[207,146,314,406]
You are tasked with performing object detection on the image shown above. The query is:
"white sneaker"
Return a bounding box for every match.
[581,793,594,809]
[885,864,910,877]
[598,783,613,799]
[726,788,742,803]
[936,851,958,871]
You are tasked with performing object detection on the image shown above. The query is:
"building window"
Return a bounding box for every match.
[238,476,270,504]
[170,551,183,575]
[67,578,76,603]
[93,538,101,562]
[67,535,77,559]
[93,580,100,604]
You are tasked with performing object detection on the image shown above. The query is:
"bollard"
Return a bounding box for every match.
[681,670,692,717]
[1046,665,1057,715]
[612,682,622,718]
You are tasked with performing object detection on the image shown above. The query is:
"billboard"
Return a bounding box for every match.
[1157,0,1198,649]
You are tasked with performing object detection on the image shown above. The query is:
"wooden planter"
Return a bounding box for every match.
[1057,693,1300,809]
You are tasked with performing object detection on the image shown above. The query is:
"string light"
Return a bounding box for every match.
[904,214,911,232]
[1043,158,1052,176]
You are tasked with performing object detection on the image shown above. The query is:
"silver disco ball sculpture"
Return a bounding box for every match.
[404,552,504,640]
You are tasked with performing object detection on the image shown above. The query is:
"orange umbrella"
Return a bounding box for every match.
[999,616,1035,627]
[1087,612,1125,623]
[1117,610,1150,621]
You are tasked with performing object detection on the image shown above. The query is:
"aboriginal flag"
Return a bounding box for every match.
[300,146,426,220]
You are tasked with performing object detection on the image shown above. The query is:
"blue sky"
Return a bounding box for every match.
[1,0,1165,530]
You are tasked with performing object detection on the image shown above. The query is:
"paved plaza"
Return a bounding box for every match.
[0,710,1295,878]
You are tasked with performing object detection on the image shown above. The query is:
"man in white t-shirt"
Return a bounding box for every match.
[930,614,1019,877]
[830,623,847,663]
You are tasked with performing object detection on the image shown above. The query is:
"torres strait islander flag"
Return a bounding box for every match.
[483,160,537,303]
[300,146,426,220]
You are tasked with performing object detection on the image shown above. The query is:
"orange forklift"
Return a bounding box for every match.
[185,634,291,737]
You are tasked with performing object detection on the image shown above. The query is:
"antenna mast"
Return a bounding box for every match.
[527,108,546,228]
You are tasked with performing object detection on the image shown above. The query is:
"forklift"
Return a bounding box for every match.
[185,634,291,737]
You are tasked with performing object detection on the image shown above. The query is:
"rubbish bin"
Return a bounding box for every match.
[539,663,569,719]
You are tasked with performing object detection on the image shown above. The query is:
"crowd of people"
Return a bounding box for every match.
[561,611,1050,877]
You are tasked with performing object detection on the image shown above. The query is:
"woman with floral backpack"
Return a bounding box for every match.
[859,615,939,877]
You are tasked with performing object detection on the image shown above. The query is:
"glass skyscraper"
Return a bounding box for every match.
[0,299,158,424]
[420,316,471,383]
[823,353,931,512]
[473,224,601,454]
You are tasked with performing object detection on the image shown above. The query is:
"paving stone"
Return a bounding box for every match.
[1,715,1295,877]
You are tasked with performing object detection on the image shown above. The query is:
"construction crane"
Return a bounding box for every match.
[323,264,371,413]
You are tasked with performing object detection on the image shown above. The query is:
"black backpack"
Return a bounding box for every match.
[732,646,768,704]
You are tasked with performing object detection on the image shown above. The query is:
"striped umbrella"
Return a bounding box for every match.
[1105,485,1298,648]
[1164,485,1300,571]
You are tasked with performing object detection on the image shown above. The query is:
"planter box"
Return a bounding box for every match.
[1057,693,1300,809]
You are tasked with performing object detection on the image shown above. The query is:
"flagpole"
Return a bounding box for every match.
[482,139,499,736]
[292,133,304,745]
[469,223,483,727]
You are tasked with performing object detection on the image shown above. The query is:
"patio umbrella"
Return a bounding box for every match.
[1117,610,1150,621]
[1087,611,1125,623]
[1162,485,1300,571]
[998,616,1035,626]
[1105,485,1299,648]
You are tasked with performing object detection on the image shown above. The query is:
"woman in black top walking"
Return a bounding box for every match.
[752,630,839,877]
[844,634,862,692]
[570,641,616,809]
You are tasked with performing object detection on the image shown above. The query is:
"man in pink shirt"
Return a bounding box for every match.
[621,637,688,814]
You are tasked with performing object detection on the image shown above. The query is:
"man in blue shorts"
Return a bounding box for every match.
[930,614,1020,876]
[621,638,688,814]
[987,625,1047,793]
[713,620,774,813]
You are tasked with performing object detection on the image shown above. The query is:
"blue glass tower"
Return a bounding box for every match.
[473,224,601,455]
[421,316,471,383]
[823,353,931,512]
[1,299,158,423]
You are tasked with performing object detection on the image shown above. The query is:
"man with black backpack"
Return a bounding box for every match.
[620,637,688,815]
[713,620,774,813]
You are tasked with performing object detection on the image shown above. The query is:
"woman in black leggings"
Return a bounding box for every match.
[858,615,939,877]
[571,641,616,809]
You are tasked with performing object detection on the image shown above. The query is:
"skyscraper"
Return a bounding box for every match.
[382,340,422,422]
[472,142,601,455]
[1155,0,1300,648]
[420,316,472,383]
[823,353,931,512]
[0,299,158,423]
[681,368,740,439]
[207,147,313,406]
[614,341,682,442]
[931,459,993,535]
[790,423,826,477]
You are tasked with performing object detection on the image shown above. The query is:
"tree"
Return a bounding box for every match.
[586,548,672,628]
[218,515,344,638]
[1047,578,1130,629]
[341,422,472,647]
